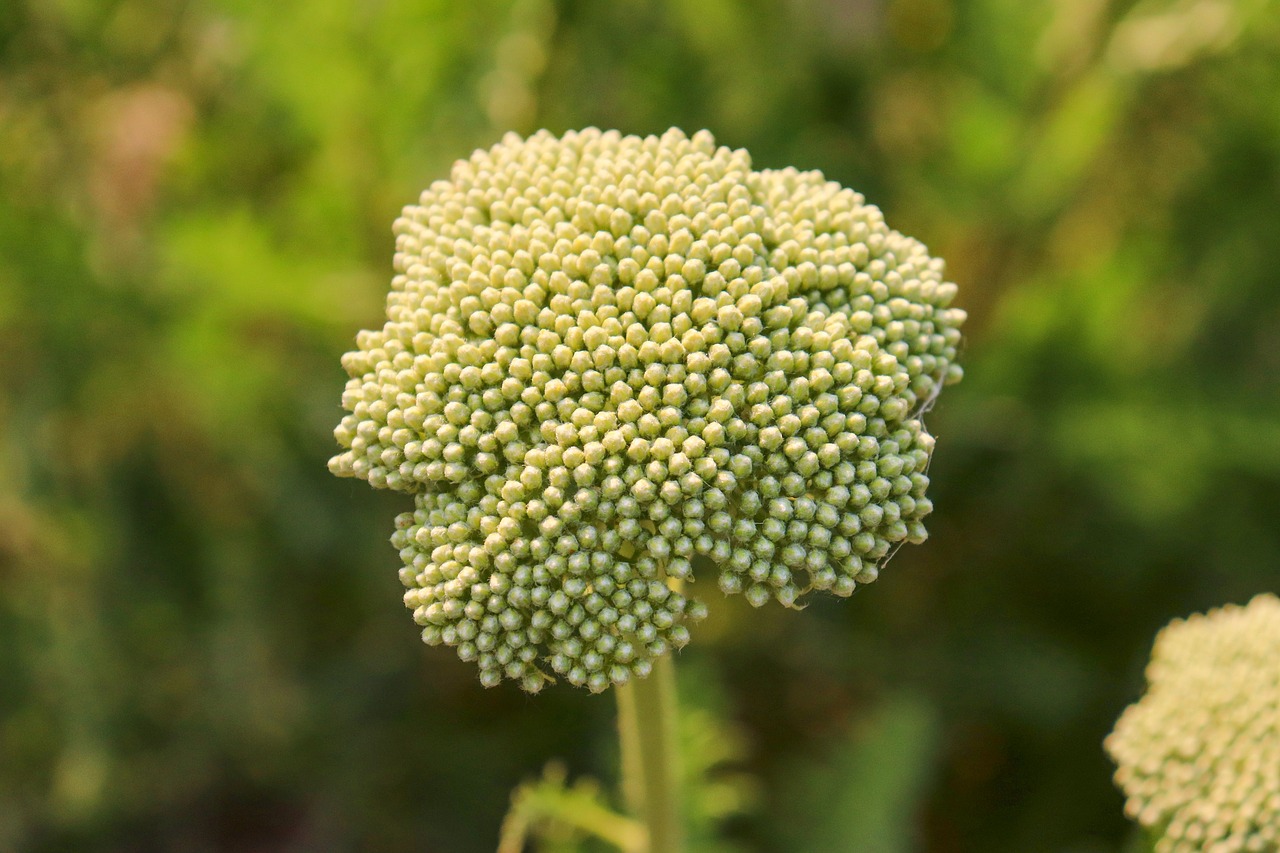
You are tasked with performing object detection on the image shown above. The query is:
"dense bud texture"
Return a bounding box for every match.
[330,128,964,691]
[1106,594,1280,852]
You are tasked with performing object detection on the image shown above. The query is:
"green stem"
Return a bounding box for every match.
[616,653,683,853]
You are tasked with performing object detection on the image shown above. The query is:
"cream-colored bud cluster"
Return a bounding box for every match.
[1106,594,1280,852]
[330,128,965,691]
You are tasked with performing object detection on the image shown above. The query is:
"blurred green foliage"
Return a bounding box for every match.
[773,693,939,852]
[2,0,1278,850]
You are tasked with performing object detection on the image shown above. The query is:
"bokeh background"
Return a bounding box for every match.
[3,0,1278,850]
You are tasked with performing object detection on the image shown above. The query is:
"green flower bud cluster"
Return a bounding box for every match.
[330,128,965,691]
[1106,594,1280,852]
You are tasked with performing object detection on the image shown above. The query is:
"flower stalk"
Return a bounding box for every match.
[616,653,682,853]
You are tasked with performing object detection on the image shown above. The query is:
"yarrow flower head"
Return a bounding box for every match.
[1106,593,1280,852]
[330,128,965,693]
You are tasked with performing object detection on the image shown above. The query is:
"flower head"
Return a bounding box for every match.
[330,128,964,691]
[1106,593,1280,851]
